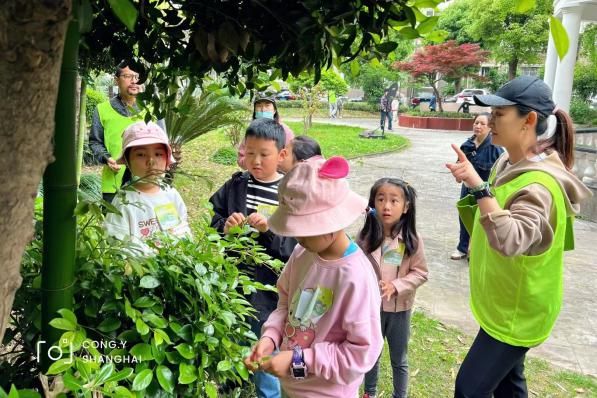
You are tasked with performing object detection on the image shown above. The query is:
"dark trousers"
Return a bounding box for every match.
[457,185,470,253]
[455,328,529,398]
[364,310,411,398]
[380,111,392,130]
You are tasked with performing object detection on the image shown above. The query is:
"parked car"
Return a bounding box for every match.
[411,94,434,103]
[455,89,490,104]
[444,94,458,103]
[275,90,296,101]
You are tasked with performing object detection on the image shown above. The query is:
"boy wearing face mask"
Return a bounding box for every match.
[237,93,295,170]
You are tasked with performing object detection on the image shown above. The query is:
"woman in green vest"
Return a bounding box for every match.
[446,76,591,397]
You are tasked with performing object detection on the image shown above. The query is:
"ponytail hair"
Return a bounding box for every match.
[357,178,419,257]
[516,106,575,169]
[551,108,575,169]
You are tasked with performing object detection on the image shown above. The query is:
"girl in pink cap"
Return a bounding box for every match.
[104,121,191,255]
[244,156,383,398]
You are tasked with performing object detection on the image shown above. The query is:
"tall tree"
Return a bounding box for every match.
[0,1,71,347]
[574,24,597,101]
[466,0,552,79]
[0,0,444,345]
[435,0,479,45]
[394,41,488,112]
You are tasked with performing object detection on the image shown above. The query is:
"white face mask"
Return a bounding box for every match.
[255,111,275,120]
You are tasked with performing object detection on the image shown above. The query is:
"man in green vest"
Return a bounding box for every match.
[89,60,143,203]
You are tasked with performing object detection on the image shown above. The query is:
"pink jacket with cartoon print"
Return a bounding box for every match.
[261,244,383,398]
[367,233,429,313]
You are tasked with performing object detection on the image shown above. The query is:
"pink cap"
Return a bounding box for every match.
[268,156,367,237]
[116,121,175,167]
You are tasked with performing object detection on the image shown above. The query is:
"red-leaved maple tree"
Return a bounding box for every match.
[394,40,488,112]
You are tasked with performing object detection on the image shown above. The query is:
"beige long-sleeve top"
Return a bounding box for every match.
[367,234,429,312]
[480,151,592,256]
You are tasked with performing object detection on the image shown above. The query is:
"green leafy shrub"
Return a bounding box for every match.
[570,97,597,126]
[211,147,239,166]
[403,110,475,119]
[342,102,378,112]
[276,100,324,109]
[85,88,108,126]
[2,199,282,396]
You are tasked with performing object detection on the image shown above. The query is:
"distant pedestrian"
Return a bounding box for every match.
[391,97,400,122]
[380,89,393,131]
[328,90,337,118]
[429,95,437,112]
[336,96,344,119]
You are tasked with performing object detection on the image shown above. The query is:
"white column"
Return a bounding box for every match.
[552,7,582,112]
[544,22,559,90]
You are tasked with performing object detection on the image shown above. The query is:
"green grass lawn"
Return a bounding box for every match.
[284,121,409,159]
[279,106,378,119]
[388,311,597,397]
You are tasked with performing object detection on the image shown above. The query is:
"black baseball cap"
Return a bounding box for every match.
[254,92,277,107]
[473,76,555,117]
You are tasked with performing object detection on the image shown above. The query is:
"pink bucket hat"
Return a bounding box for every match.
[268,156,367,237]
[117,121,175,167]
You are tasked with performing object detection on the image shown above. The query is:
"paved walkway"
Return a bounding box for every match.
[302,117,597,376]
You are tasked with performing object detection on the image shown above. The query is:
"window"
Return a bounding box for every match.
[521,67,539,77]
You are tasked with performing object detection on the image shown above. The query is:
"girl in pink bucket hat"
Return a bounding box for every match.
[104,121,191,255]
[244,156,383,398]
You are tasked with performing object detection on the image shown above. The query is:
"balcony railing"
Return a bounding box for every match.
[573,128,597,189]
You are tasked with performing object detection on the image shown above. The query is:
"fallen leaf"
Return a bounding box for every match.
[457,336,465,344]
[576,388,586,394]
[450,367,456,379]
[411,368,420,378]
[529,389,539,396]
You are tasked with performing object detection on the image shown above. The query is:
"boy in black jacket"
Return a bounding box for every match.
[209,118,296,397]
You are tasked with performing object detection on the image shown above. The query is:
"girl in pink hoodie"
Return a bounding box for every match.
[244,156,383,398]
[358,178,429,398]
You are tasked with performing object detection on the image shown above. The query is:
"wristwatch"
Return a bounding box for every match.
[470,181,494,200]
[290,346,307,379]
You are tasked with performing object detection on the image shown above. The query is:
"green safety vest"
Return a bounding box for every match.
[329,91,336,103]
[468,170,574,347]
[97,101,143,193]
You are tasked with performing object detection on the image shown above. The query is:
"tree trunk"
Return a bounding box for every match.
[508,58,519,80]
[454,78,462,95]
[432,85,443,113]
[0,1,71,345]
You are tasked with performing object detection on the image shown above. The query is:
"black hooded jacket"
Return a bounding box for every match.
[209,171,297,320]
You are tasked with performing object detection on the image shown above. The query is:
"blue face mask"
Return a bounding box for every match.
[255,111,275,120]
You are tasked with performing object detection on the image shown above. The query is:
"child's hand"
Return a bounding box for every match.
[247,213,269,233]
[107,157,122,172]
[260,350,293,378]
[244,337,275,371]
[224,212,246,234]
[380,280,397,301]
[445,144,483,188]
